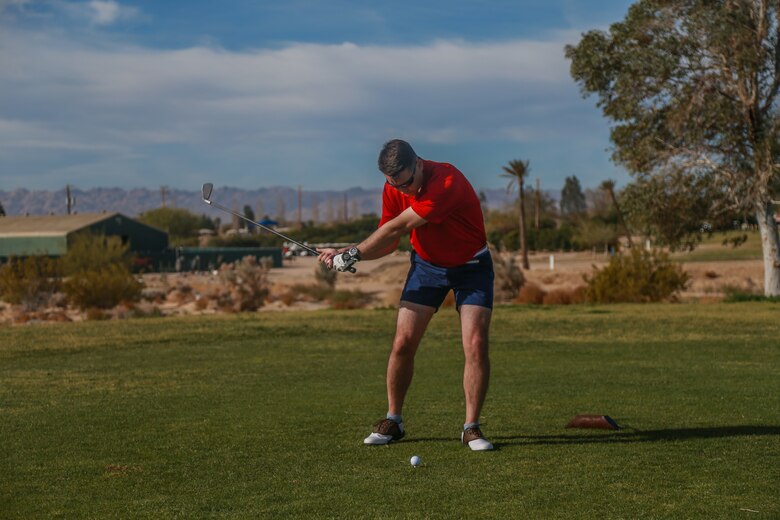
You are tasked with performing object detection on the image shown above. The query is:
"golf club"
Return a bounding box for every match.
[200,183,356,273]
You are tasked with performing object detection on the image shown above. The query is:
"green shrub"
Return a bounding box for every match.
[64,233,135,275]
[722,286,780,303]
[61,233,143,310]
[584,249,689,303]
[137,207,205,245]
[63,264,143,310]
[0,256,62,310]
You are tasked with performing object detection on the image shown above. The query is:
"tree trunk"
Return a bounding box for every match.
[519,185,530,269]
[609,189,634,248]
[756,200,780,296]
[535,178,541,230]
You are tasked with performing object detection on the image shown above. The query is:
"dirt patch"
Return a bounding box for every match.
[0,250,765,325]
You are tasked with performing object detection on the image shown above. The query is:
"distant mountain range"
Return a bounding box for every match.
[0,186,557,221]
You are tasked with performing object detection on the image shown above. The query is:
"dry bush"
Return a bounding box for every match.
[218,256,270,311]
[584,249,689,303]
[314,263,338,289]
[542,286,588,305]
[259,256,274,270]
[571,285,588,304]
[491,246,524,302]
[85,308,108,321]
[168,283,195,305]
[142,288,167,303]
[542,288,573,305]
[49,292,68,309]
[129,304,164,319]
[0,256,62,311]
[44,310,70,323]
[282,284,332,305]
[194,295,209,311]
[278,290,298,306]
[516,282,546,305]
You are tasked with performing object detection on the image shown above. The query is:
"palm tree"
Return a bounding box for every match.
[502,159,531,269]
[600,179,634,248]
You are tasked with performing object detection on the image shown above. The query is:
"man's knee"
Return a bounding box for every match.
[463,335,489,364]
[391,334,419,357]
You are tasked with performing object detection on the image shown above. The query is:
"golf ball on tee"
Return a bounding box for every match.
[410,455,421,467]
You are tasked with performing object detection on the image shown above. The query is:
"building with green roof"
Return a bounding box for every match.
[0,212,168,258]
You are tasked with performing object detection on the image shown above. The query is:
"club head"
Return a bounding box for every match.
[201,183,213,203]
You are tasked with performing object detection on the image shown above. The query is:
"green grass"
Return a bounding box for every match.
[673,230,763,262]
[1,305,779,519]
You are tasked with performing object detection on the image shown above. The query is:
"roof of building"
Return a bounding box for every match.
[0,212,126,237]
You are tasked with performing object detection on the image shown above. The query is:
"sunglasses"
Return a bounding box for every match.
[386,161,416,190]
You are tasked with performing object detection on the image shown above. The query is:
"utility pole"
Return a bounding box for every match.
[66,184,76,215]
[297,185,303,228]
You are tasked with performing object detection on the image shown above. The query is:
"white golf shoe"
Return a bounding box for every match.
[363,418,405,445]
[461,426,494,451]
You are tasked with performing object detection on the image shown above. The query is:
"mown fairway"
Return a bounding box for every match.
[1,304,778,519]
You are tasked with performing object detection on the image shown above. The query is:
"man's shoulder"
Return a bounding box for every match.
[424,160,470,193]
[425,160,463,177]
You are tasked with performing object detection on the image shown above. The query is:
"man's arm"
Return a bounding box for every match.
[318,207,427,266]
[357,207,426,260]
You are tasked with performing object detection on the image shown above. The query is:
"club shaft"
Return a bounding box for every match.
[206,200,320,256]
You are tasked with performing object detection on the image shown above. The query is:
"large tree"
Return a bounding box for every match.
[502,159,531,269]
[566,0,780,295]
[137,207,202,244]
[560,175,587,219]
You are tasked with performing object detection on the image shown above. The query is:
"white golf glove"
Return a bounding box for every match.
[332,251,358,272]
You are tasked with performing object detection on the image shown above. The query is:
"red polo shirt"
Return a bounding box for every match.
[379,159,487,267]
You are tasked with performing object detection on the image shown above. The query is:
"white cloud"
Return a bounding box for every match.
[88,0,121,25]
[0,27,617,189]
[0,32,573,142]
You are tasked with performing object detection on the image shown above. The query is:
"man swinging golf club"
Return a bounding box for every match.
[318,139,494,451]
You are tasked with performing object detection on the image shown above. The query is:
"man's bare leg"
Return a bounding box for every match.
[459,304,492,424]
[387,301,436,416]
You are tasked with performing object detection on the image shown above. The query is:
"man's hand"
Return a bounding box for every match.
[317,248,340,269]
[333,252,358,272]
[317,247,358,272]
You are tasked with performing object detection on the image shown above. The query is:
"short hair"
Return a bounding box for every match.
[378,139,417,177]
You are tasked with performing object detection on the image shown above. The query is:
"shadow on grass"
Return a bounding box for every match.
[493,425,780,448]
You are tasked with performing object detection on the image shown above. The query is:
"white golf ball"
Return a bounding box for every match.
[410,455,421,467]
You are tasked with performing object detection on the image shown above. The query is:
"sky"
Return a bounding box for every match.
[0,0,636,193]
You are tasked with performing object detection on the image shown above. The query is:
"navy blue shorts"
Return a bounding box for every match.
[401,249,494,310]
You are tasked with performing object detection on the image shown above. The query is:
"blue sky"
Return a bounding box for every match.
[0,0,635,193]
